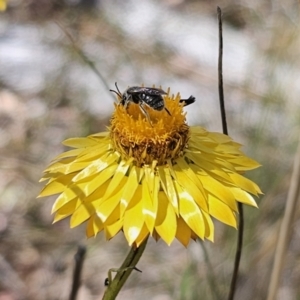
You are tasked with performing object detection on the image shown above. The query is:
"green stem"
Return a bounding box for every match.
[102,237,148,300]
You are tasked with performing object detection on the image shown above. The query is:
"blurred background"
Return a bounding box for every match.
[0,0,299,299]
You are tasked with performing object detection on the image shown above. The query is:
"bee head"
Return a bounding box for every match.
[110,82,133,106]
[110,82,123,99]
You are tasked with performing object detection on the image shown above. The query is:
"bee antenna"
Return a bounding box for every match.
[110,82,122,97]
[115,82,122,95]
[109,89,121,97]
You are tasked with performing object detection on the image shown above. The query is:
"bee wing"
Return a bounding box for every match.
[127,87,167,96]
[145,87,167,96]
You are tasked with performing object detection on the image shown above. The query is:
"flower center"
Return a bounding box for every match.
[110,92,190,167]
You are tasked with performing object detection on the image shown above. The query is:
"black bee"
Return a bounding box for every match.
[110,83,195,125]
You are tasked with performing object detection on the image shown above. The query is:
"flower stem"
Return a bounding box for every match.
[217,7,244,299]
[102,237,148,300]
[227,202,244,300]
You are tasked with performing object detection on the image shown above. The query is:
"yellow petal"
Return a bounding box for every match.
[104,203,120,225]
[53,211,71,223]
[229,172,262,195]
[135,224,150,247]
[137,167,145,182]
[53,148,83,160]
[230,187,258,207]
[70,202,95,228]
[52,175,112,215]
[62,137,99,148]
[76,165,117,197]
[188,157,233,183]
[228,156,261,171]
[216,142,243,158]
[189,126,207,135]
[38,174,74,197]
[74,143,111,161]
[89,132,109,137]
[50,179,88,211]
[72,153,119,182]
[176,157,206,196]
[96,178,127,222]
[53,198,79,222]
[202,210,214,241]
[65,153,107,175]
[123,186,144,245]
[86,214,96,238]
[207,131,233,143]
[120,166,139,217]
[158,166,178,215]
[104,205,122,240]
[103,159,132,199]
[44,157,76,174]
[197,173,237,212]
[47,160,90,175]
[144,166,155,196]
[143,167,159,224]
[93,215,104,235]
[46,145,114,176]
[176,217,191,247]
[155,192,177,245]
[142,178,156,234]
[51,189,78,214]
[208,194,237,228]
[83,180,111,204]
[188,139,217,154]
[105,219,123,240]
[175,182,205,239]
[96,194,121,223]
[173,164,208,212]
[39,176,54,182]
[86,214,103,238]
[186,152,235,172]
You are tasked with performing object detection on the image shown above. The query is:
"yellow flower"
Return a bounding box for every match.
[38,90,261,247]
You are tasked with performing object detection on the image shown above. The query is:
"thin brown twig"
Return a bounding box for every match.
[267,137,300,300]
[216,7,244,300]
[69,245,87,300]
[55,21,115,101]
[217,6,227,136]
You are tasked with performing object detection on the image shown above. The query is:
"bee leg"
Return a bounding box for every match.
[164,107,171,116]
[123,100,130,110]
[139,103,153,126]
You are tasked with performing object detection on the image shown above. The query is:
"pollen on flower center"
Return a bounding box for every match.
[110,93,190,167]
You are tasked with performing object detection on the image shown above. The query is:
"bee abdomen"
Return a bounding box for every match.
[141,94,164,110]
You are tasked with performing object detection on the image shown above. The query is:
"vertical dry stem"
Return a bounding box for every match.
[267,137,300,300]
